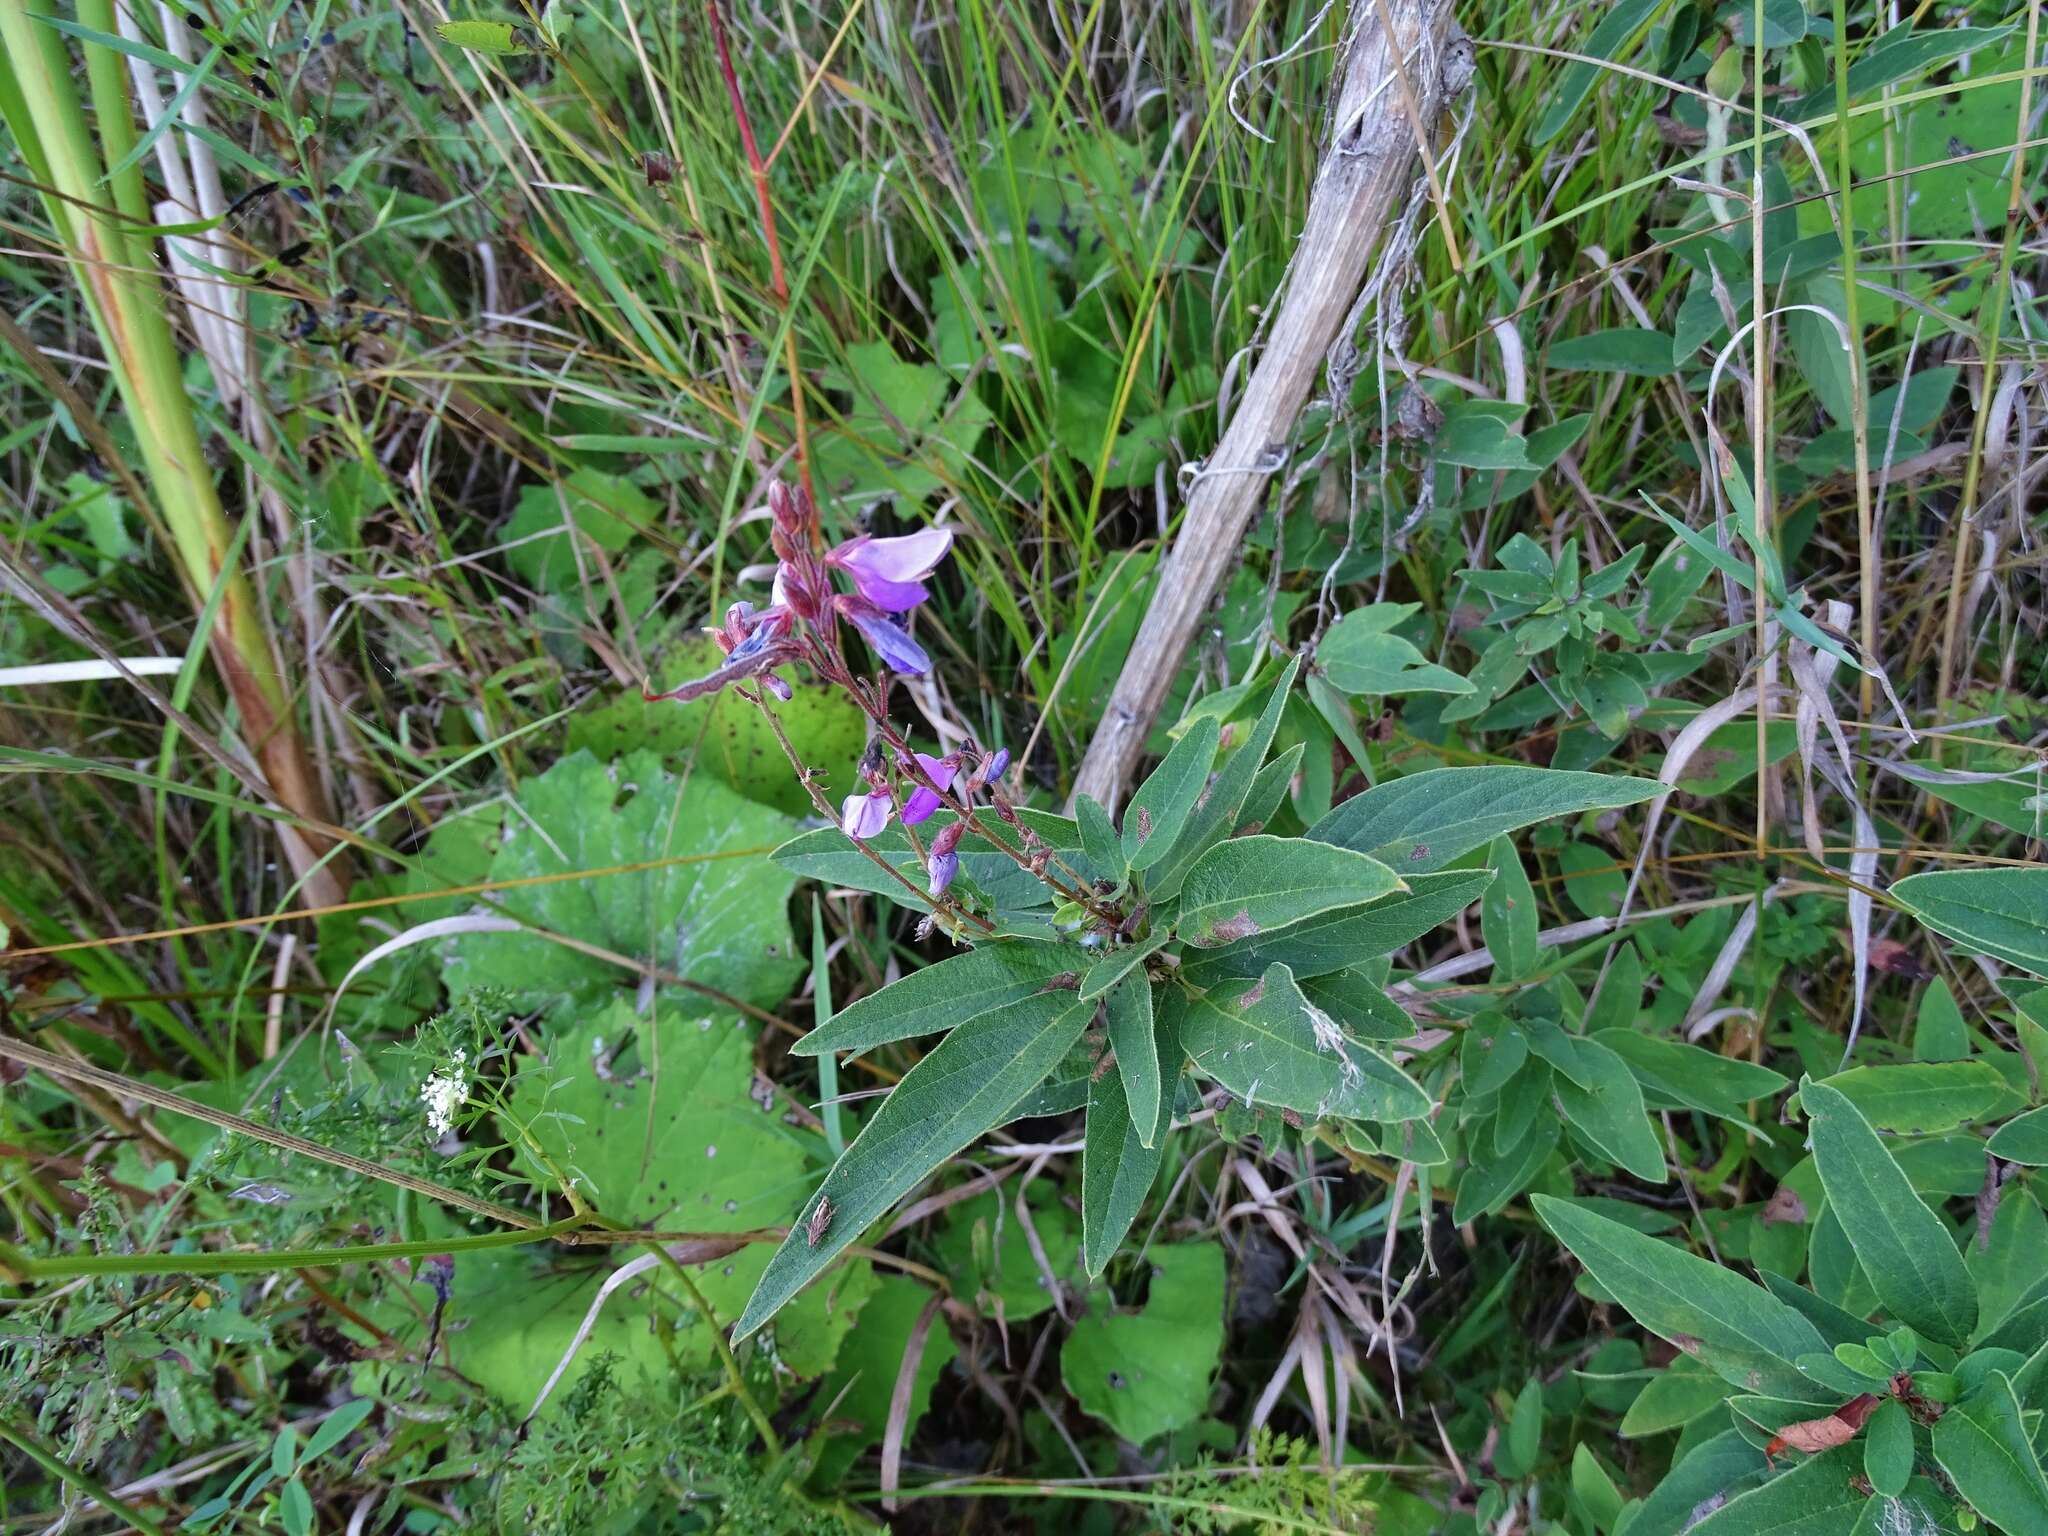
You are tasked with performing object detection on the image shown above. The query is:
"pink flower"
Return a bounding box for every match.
[827,527,953,613]
[840,790,893,841]
[902,753,958,825]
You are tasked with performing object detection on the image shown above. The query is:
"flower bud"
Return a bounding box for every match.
[926,848,960,899]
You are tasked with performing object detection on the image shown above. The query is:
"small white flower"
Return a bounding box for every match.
[420,1047,469,1138]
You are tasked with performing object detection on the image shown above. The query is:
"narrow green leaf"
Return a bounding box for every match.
[1892,869,2048,976]
[1532,0,1665,143]
[1988,1106,2048,1166]
[1820,1061,2012,1135]
[792,943,1080,1056]
[1176,835,1402,947]
[1685,1445,1867,1535]
[1553,1037,1668,1183]
[1298,968,1415,1041]
[1932,1372,2048,1531]
[1863,1398,1912,1497]
[1081,1001,1178,1275]
[1180,869,1493,983]
[1308,766,1659,874]
[1914,978,1971,1062]
[434,18,539,53]
[1318,603,1474,696]
[1075,794,1123,878]
[1123,715,1219,871]
[1107,976,1162,1144]
[1145,656,1300,898]
[1079,931,1167,1002]
[1531,1196,1831,1402]
[1621,1429,1767,1535]
[1183,966,1432,1122]
[1801,1077,1977,1348]
[1482,835,1539,979]
[1550,327,1680,376]
[1594,1030,1789,1125]
[735,996,1092,1339]
[1237,741,1304,833]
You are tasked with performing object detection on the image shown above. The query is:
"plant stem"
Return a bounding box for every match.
[0,0,349,907]
[705,0,817,514]
[1932,0,2039,720]
[0,1418,168,1536]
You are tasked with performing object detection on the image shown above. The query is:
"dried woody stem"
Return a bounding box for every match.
[1069,0,1460,809]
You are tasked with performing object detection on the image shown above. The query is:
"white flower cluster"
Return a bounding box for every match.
[420,1047,469,1138]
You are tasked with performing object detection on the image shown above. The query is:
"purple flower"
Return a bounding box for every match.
[840,790,893,841]
[902,753,958,825]
[970,749,1011,794]
[926,820,966,899]
[838,596,931,676]
[827,527,953,613]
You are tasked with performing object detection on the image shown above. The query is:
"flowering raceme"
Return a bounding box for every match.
[646,482,953,704]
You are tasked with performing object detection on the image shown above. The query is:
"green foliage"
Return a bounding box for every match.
[1060,1243,1225,1442]
[8,0,2048,1529]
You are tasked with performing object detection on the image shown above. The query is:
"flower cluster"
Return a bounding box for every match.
[420,1047,469,1139]
[840,744,1010,899]
[649,482,953,704]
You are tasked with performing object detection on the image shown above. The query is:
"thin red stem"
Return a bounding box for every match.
[705,0,818,513]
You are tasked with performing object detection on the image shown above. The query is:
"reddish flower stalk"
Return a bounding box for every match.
[704,0,817,514]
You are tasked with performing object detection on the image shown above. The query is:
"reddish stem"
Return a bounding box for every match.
[705,0,818,513]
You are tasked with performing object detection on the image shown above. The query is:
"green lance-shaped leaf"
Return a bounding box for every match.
[1074,794,1124,879]
[1684,1445,1867,1535]
[1531,1196,1833,1403]
[1308,766,1659,875]
[434,18,540,53]
[1819,1061,2014,1136]
[1482,835,1539,980]
[1552,1035,1668,1183]
[1123,715,1219,872]
[1317,603,1473,697]
[1594,1029,1789,1128]
[1532,0,1664,144]
[1175,835,1403,948]
[793,942,1081,1056]
[1106,975,1161,1144]
[735,995,1092,1340]
[1081,996,1179,1275]
[1988,1106,2048,1166]
[1298,968,1414,1041]
[1145,656,1300,898]
[1181,965,1431,1123]
[1932,1372,2048,1531]
[1078,931,1167,1003]
[1863,1398,1912,1499]
[1181,869,1493,984]
[1892,869,2048,977]
[1800,1077,1977,1349]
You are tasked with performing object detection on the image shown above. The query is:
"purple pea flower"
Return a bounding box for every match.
[837,595,932,676]
[926,821,966,899]
[840,790,893,841]
[827,528,953,613]
[901,753,958,825]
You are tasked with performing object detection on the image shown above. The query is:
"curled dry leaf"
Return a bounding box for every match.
[1766,1393,1882,1459]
